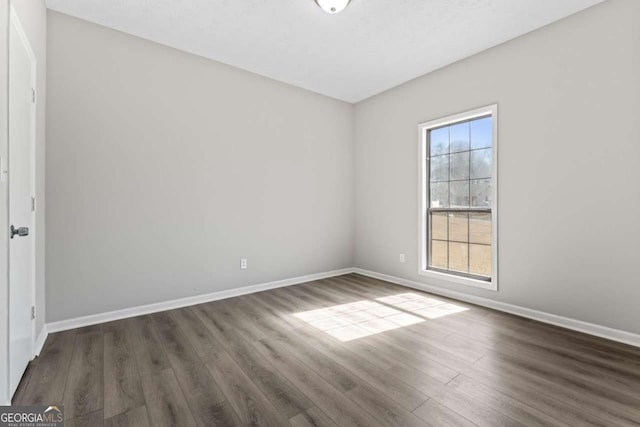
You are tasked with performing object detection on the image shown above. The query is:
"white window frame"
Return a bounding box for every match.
[418,104,498,291]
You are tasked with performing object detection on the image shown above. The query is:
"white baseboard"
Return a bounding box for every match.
[353,268,640,348]
[44,266,640,349]
[33,325,48,357]
[46,268,354,333]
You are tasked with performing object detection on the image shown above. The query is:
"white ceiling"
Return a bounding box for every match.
[45,0,603,103]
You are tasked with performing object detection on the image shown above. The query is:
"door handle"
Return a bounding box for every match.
[10,225,29,239]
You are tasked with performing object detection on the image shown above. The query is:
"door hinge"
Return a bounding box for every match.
[31,196,36,212]
[32,88,36,104]
[31,306,36,320]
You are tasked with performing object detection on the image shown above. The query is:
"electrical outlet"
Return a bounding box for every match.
[240,259,248,269]
[399,253,406,263]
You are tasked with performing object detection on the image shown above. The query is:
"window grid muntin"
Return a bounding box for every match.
[428,212,492,279]
[427,114,492,281]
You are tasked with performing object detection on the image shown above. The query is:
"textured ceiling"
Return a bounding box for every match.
[45,0,604,103]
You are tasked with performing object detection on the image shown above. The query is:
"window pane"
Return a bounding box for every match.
[470,179,491,208]
[450,151,469,180]
[470,117,492,149]
[470,148,492,179]
[430,127,449,156]
[430,155,449,182]
[430,240,448,269]
[425,112,494,282]
[469,213,492,244]
[469,244,491,277]
[450,122,470,153]
[448,242,469,273]
[431,213,448,240]
[450,181,469,208]
[430,182,449,208]
[448,212,468,242]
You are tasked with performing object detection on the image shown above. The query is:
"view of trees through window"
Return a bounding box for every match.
[428,116,493,279]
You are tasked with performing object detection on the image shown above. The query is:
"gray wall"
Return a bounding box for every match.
[354,0,640,334]
[46,11,354,322]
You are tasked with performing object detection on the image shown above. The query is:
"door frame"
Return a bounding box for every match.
[8,2,37,379]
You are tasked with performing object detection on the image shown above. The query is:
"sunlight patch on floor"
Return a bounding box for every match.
[376,293,469,319]
[294,300,423,341]
[294,292,467,342]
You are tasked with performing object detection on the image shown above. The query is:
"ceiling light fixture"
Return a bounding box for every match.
[314,0,351,14]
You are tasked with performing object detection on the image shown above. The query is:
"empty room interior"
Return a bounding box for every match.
[2,0,640,425]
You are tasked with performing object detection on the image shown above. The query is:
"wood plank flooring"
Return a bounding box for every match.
[12,274,640,426]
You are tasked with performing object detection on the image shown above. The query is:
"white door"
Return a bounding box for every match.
[8,8,36,397]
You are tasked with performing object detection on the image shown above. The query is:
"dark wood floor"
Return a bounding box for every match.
[13,274,640,426]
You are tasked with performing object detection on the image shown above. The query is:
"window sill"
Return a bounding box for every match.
[418,269,497,291]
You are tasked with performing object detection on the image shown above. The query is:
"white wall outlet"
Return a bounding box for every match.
[240,258,248,269]
[399,253,406,263]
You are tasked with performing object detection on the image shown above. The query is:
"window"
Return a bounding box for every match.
[419,105,498,290]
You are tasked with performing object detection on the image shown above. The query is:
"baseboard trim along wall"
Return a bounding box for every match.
[46,268,354,334]
[43,267,640,349]
[353,268,640,348]
[34,325,48,357]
